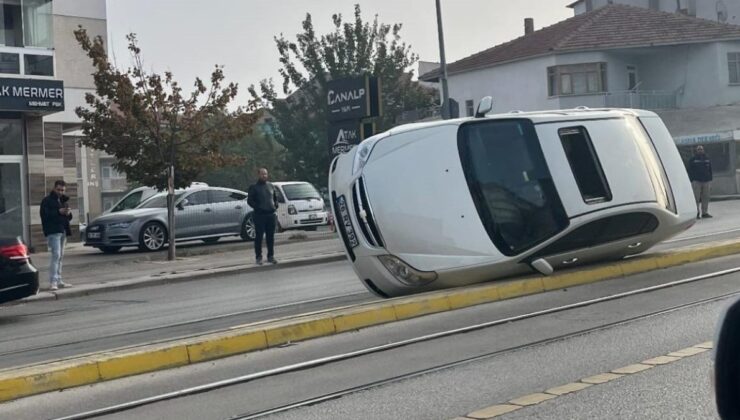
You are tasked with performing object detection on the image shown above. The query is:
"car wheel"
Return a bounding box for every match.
[138,222,167,252]
[202,237,219,244]
[241,214,256,242]
[98,246,122,254]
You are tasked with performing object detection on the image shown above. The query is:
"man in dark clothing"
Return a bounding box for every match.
[247,168,279,265]
[687,145,713,219]
[40,180,73,290]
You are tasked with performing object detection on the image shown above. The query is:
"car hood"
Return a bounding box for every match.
[360,125,502,271]
[90,208,164,224]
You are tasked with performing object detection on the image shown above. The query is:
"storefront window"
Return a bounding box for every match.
[0,52,19,74]
[24,53,51,75]
[22,0,52,48]
[678,143,731,174]
[0,119,22,155]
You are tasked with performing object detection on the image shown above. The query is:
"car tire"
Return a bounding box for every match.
[202,237,219,244]
[241,214,256,242]
[138,222,167,252]
[98,246,122,254]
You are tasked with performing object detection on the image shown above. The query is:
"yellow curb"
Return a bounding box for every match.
[612,363,653,375]
[618,256,660,276]
[392,295,451,320]
[509,392,557,406]
[332,304,397,333]
[497,278,545,300]
[695,341,714,349]
[642,356,681,365]
[467,404,522,419]
[668,346,709,357]
[97,345,190,381]
[0,360,100,403]
[545,382,592,395]
[446,284,501,310]
[186,330,267,363]
[263,315,336,347]
[581,372,623,384]
[543,265,623,291]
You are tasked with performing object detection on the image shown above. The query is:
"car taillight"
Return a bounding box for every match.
[0,244,29,261]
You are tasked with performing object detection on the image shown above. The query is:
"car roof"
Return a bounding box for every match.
[384,108,658,137]
[272,181,313,186]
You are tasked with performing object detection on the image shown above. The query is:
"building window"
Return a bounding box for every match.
[22,0,52,48]
[547,63,607,96]
[24,53,52,76]
[729,53,740,84]
[585,0,593,12]
[0,52,18,74]
[465,100,474,117]
[0,0,52,49]
[627,65,638,90]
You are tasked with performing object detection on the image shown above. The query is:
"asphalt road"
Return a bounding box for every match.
[2,252,738,419]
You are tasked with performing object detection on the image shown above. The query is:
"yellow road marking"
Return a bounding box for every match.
[668,346,709,357]
[611,363,653,374]
[508,392,557,406]
[466,404,521,419]
[642,355,681,365]
[695,341,714,349]
[581,372,623,384]
[545,382,592,396]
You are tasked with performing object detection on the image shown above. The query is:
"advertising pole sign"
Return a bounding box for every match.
[327,75,382,159]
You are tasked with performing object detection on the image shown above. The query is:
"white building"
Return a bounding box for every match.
[421,4,740,195]
[569,0,740,24]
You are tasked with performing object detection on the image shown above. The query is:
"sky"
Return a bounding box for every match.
[106,0,574,103]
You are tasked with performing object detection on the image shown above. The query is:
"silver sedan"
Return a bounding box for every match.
[84,187,256,253]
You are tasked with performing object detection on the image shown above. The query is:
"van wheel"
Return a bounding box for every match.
[241,214,256,242]
[138,222,167,252]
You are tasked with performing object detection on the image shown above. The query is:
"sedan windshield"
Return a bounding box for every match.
[458,119,568,256]
[138,193,184,209]
[282,183,321,200]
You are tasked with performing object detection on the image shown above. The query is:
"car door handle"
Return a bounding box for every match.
[204,208,212,213]
[561,257,579,265]
[235,206,243,210]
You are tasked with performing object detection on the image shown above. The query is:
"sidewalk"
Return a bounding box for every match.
[27,232,345,302]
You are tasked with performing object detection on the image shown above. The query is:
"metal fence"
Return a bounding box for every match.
[604,90,678,110]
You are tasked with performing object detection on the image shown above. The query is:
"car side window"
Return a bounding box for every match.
[275,188,286,203]
[185,191,209,206]
[210,191,246,203]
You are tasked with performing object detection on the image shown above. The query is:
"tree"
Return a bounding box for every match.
[74,28,256,260]
[250,4,437,187]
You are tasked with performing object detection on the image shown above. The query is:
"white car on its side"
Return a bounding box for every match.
[329,103,695,298]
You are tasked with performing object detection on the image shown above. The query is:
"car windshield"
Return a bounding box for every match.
[458,119,569,256]
[111,191,144,212]
[282,183,321,200]
[138,193,184,209]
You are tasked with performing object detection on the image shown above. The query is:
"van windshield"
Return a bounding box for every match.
[282,183,321,200]
[458,119,569,256]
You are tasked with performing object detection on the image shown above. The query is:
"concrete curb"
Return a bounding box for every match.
[3,238,740,402]
[23,252,347,303]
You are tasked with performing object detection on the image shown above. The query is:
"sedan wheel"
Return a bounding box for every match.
[139,223,166,252]
[241,215,256,242]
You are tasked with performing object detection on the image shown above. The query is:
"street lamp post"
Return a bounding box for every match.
[435,0,450,119]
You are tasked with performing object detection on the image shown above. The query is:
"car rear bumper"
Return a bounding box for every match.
[0,264,39,304]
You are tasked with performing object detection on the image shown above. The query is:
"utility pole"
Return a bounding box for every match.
[435,0,450,119]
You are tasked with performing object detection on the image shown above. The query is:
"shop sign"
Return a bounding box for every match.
[0,77,64,112]
[674,132,732,146]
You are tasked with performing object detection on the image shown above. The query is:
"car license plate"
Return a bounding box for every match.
[309,213,318,220]
[335,195,359,248]
[88,232,101,239]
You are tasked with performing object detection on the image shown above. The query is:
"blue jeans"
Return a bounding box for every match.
[47,233,66,285]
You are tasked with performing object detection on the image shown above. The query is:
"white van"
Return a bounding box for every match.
[272,182,329,231]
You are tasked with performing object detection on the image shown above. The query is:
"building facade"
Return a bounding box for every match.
[0,0,107,250]
[569,0,740,24]
[421,4,740,195]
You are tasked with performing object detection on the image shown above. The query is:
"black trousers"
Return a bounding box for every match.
[254,212,276,259]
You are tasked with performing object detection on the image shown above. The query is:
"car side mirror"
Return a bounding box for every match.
[715,297,740,419]
[531,258,554,276]
[475,96,493,118]
[177,199,188,210]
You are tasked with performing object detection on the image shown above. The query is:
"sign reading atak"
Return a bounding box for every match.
[328,121,362,157]
[327,76,381,122]
[0,78,64,112]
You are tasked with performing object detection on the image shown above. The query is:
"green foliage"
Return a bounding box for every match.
[250,4,436,187]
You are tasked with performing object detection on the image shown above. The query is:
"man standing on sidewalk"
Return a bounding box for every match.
[40,180,73,290]
[687,145,713,219]
[247,168,279,265]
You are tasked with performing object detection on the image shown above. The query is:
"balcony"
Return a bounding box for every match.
[101,177,128,192]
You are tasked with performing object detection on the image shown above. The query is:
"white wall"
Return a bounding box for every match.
[53,0,106,20]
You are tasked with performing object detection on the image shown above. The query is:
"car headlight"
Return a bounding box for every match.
[352,137,380,175]
[108,221,132,229]
[288,205,297,215]
[377,255,438,286]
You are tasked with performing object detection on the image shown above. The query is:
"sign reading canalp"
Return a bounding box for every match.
[0,77,64,113]
[326,76,382,159]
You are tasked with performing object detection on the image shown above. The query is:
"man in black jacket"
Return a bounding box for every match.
[40,180,73,290]
[687,145,713,219]
[247,168,279,265]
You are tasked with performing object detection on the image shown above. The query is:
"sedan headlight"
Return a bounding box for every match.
[108,221,132,229]
[378,255,438,286]
[352,137,380,175]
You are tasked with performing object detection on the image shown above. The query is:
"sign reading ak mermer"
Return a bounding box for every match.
[0,77,64,113]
